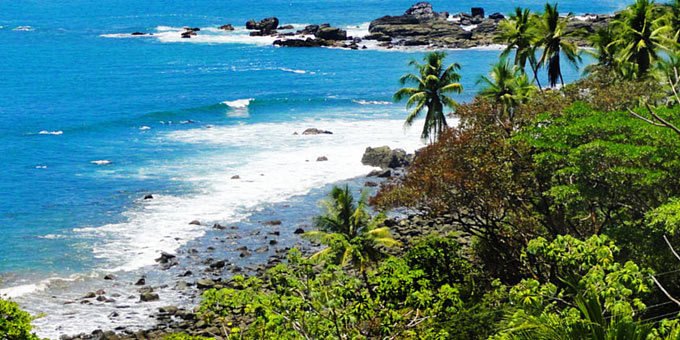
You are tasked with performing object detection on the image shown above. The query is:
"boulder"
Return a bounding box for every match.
[294,228,305,234]
[104,274,115,280]
[404,2,438,20]
[488,12,505,21]
[471,7,485,18]
[131,32,147,36]
[274,38,332,47]
[196,279,216,289]
[246,17,279,34]
[301,128,333,135]
[134,277,146,286]
[278,24,294,30]
[315,27,347,40]
[368,169,392,178]
[140,292,159,302]
[316,156,328,162]
[189,220,201,225]
[155,251,176,264]
[231,175,240,179]
[264,220,282,226]
[219,24,234,31]
[361,146,411,169]
[143,194,153,200]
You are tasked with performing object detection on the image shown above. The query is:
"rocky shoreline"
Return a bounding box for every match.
[57,145,419,340]
[128,2,611,50]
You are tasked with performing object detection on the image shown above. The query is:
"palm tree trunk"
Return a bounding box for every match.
[361,270,375,299]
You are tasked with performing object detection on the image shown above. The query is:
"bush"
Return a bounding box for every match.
[0,298,39,340]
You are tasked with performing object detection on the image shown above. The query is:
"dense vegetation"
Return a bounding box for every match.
[6,1,680,339]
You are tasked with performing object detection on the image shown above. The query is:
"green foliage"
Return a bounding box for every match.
[163,334,214,340]
[478,58,537,129]
[394,51,463,142]
[0,298,39,340]
[537,3,582,87]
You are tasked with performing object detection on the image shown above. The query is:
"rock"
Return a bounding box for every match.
[135,277,146,286]
[231,175,240,179]
[294,228,305,234]
[213,223,226,230]
[278,24,294,30]
[315,27,347,40]
[96,289,106,295]
[274,38,332,47]
[316,156,328,162]
[488,12,505,21]
[219,24,234,31]
[404,2,440,20]
[239,250,252,258]
[104,274,115,280]
[368,169,392,178]
[210,260,227,269]
[364,181,379,187]
[246,17,279,34]
[155,251,176,264]
[82,292,96,299]
[301,128,333,135]
[140,292,159,302]
[471,7,485,18]
[96,295,107,302]
[264,220,282,226]
[196,279,216,289]
[361,146,412,169]
[131,32,147,36]
[143,194,154,200]
[269,239,278,245]
[255,246,269,253]
[189,220,201,225]
[159,305,179,315]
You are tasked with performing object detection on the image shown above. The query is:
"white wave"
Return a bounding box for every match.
[279,67,314,75]
[574,15,598,21]
[344,22,370,38]
[462,24,478,32]
[222,98,253,109]
[73,117,426,273]
[38,234,65,239]
[35,165,48,169]
[139,126,151,130]
[38,130,63,135]
[13,26,33,31]
[100,33,152,38]
[353,100,392,105]
[0,274,89,299]
[90,160,112,165]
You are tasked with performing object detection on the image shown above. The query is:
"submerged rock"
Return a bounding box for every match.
[301,128,333,135]
[140,292,159,302]
[219,24,234,30]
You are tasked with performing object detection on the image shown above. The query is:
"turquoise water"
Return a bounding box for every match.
[1,0,630,337]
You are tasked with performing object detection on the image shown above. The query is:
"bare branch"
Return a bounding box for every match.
[651,275,680,307]
[665,235,680,262]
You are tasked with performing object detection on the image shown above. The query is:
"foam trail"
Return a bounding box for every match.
[38,130,63,135]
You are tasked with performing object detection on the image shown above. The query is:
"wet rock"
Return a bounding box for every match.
[143,194,154,200]
[210,260,227,269]
[364,181,379,187]
[269,239,278,245]
[274,38,332,47]
[255,246,269,253]
[95,289,106,295]
[159,305,179,315]
[488,12,505,21]
[471,7,485,18]
[368,169,392,178]
[219,24,234,30]
[189,220,202,225]
[140,292,160,302]
[135,277,146,286]
[96,295,107,302]
[213,223,226,230]
[104,274,115,280]
[294,228,305,234]
[236,246,248,251]
[302,128,333,135]
[246,17,279,34]
[278,24,294,30]
[196,279,216,289]
[315,27,347,40]
[156,251,176,264]
[316,156,328,162]
[131,32,147,36]
[239,250,252,258]
[231,175,240,179]
[263,220,282,226]
[82,292,96,299]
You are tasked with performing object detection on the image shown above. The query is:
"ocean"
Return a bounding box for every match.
[0,0,631,337]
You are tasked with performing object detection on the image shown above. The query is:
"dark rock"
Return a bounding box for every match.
[255,246,269,253]
[471,7,485,18]
[274,38,332,47]
[104,274,115,280]
[315,27,347,40]
[82,292,96,299]
[246,20,258,30]
[140,292,159,302]
[159,306,179,315]
[96,295,107,302]
[316,156,328,162]
[264,220,282,226]
[269,239,278,245]
[135,277,146,286]
[231,175,240,179]
[404,2,440,20]
[210,260,227,269]
[213,223,226,230]
[219,24,234,31]
[155,251,176,264]
[189,220,201,225]
[246,17,279,34]
[239,250,252,258]
[278,24,294,30]
[294,228,305,234]
[488,12,505,21]
[364,181,379,187]
[302,128,333,135]
[143,194,154,200]
[131,32,147,36]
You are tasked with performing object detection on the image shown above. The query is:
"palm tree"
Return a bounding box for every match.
[394,51,463,143]
[478,59,536,129]
[584,27,619,75]
[612,0,671,77]
[496,7,543,89]
[536,3,581,87]
[304,185,401,295]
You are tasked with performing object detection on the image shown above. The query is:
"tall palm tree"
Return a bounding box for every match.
[537,3,581,87]
[478,59,536,128]
[394,51,463,143]
[496,7,543,89]
[584,27,619,74]
[612,0,671,77]
[304,185,401,295]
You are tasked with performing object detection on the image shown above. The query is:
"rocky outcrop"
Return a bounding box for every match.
[218,24,234,31]
[274,38,333,47]
[361,146,412,169]
[301,128,333,135]
[246,17,279,35]
[315,27,347,40]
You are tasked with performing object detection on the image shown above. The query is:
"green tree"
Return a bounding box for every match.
[496,7,543,88]
[304,185,400,293]
[537,3,581,87]
[0,298,39,340]
[394,51,463,143]
[612,0,671,77]
[584,27,624,76]
[478,59,537,129]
